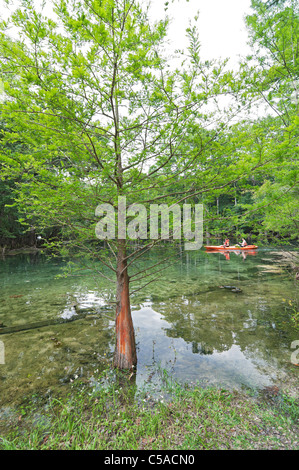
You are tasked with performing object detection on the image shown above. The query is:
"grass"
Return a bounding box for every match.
[0,367,298,450]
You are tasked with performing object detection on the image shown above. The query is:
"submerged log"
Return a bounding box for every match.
[0,308,110,335]
[219,285,243,293]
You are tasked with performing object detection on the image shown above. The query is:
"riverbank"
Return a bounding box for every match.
[0,368,298,450]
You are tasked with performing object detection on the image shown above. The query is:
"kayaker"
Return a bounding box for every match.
[241,238,248,247]
[223,238,230,247]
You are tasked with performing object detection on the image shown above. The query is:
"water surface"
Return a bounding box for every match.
[0,246,298,405]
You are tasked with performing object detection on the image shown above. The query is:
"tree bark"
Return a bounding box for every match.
[113,240,137,369]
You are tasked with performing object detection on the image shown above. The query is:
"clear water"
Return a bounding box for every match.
[0,246,298,406]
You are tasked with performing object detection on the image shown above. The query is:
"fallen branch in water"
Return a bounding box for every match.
[0,307,114,335]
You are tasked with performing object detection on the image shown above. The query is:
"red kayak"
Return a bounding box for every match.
[205,245,258,251]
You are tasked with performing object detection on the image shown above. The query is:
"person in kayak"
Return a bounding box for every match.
[241,238,248,247]
[223,238,230,247]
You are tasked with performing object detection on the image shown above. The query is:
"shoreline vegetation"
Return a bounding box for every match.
[0,368,298,451]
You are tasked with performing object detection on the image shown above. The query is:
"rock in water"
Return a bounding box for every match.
[219,285,242,293]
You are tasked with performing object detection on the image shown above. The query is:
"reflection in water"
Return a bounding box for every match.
[208,249,258,261]
[0,247,298,405]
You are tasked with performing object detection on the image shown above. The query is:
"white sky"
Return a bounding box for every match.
[1,0,253,67]
[148,0,253,66]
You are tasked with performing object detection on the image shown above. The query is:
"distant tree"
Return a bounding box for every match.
[0,122,35,249]
[238,0,299,242]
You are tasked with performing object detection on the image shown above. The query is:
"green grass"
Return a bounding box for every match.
[0,368,298,450]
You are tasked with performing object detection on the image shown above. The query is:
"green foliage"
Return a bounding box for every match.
[0,0,297,255]
[245,0,299,125]
[1,369,298,450]
[231,0,299,243]
[0,0,247,260]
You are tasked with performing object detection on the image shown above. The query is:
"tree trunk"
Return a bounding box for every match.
[113,240,137,370]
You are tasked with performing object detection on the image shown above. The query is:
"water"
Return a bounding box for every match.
[0,246,298,406]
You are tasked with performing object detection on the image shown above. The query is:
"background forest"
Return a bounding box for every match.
[0,0,298,252]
